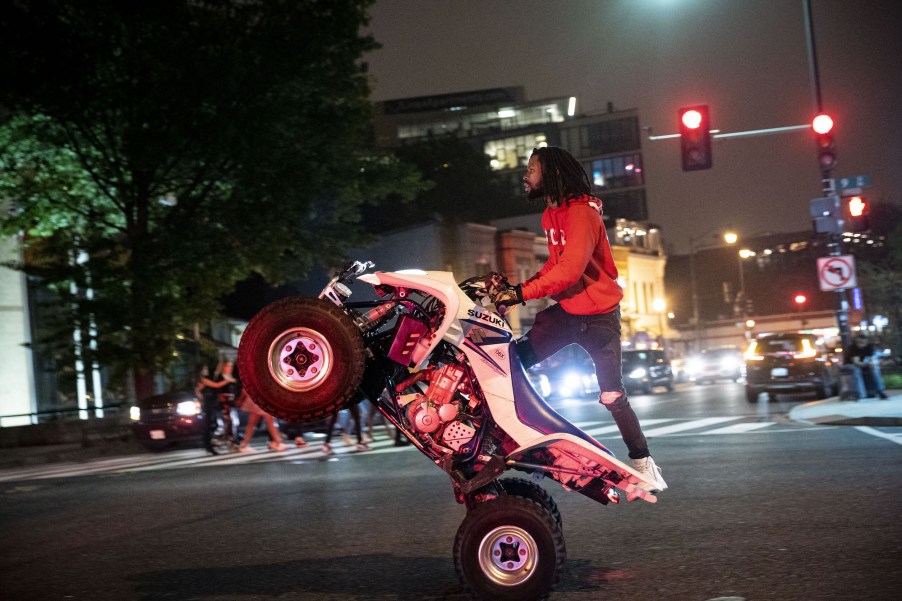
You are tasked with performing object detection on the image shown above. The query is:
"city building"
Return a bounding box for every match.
[373,86,649,222]
[1,234,35,426]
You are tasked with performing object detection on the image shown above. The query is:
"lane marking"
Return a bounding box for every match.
[854,426,902,446]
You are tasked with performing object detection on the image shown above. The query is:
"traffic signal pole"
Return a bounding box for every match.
[805,0,852,353]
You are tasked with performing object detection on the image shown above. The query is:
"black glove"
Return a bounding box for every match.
[492,283,523,307]
[487,273,524,307]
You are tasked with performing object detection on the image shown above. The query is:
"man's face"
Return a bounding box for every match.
[523,154,544,201]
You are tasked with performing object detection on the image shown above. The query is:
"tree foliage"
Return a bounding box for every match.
[855,201,902,358]
[0,0,425,397]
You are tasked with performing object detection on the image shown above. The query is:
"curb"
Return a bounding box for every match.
[787,394,902,427]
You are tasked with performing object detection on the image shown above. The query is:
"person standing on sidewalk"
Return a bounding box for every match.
[845,333,888,399]
[488,145,666,493]
[194,364,221,455]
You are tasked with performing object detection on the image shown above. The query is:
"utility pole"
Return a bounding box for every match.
[804,0,852,353]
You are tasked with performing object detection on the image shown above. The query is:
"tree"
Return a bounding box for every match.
[855,200,902,358]
[0,1,425,399]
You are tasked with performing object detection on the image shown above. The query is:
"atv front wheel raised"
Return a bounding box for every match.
[454,495,565,601]
[237,297,365,422]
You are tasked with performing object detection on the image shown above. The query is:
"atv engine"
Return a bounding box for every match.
[399,360,479,453]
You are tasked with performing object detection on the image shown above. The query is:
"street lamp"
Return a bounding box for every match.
[689,227,737,351]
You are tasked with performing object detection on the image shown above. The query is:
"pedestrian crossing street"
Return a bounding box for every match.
[0,415,840,483]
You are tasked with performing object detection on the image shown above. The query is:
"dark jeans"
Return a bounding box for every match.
[201,397,219,451]
[517,304,650,460]
[325,405,362,445]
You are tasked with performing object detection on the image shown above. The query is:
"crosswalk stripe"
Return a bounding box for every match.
[701,422,776,435]
[584,418,675,437]
[642,417,742,437]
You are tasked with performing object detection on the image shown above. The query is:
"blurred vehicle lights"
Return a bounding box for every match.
[129,406,141,421]
[792,338,818,359]
[745,341,764,361]
[176,400,201,417]
[720,357,740,370]
[628,367,647,379]
[535,374,551,397]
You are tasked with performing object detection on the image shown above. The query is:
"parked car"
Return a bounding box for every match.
[744,333,839,403]
[130,391,205,450]
[686,347,744,384]
[622,349,675,394]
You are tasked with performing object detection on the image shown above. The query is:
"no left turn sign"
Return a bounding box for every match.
[817,255,857,291]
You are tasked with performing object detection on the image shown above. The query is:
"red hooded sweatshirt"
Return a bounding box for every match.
[520,195,623,315]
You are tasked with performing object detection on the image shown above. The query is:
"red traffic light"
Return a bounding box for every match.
[847,195,866,217]
[812,113,834,135]
[678,105,712,171]
[681,109,703,129]
[843,195,870,232]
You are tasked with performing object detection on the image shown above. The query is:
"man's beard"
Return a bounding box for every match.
[526,184,545,201]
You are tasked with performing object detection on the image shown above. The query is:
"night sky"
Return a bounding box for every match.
[364,0,902,254]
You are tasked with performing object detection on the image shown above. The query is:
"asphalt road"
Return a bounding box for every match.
[2,382,901,601]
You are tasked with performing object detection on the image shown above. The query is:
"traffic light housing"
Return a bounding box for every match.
[679,105,712,171]
[843,195,870,232]
[812,113,836,170]
[809,196,841,234]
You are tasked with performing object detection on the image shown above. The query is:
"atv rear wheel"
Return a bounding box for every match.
[237,297,365,422]
[454,495,565,601]
[498,477,562,529]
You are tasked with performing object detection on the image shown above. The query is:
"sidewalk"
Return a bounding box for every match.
[788,390,902,426]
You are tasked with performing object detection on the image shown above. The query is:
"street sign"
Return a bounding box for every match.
[817,255,857,291]
[833,175,870,191]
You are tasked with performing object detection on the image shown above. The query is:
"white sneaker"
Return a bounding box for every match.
[630,456,668,492]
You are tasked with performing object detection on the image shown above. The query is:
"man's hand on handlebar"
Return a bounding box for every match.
[486,272,524,308]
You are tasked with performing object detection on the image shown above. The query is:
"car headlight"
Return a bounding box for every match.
[176,400,201,416]
[563,371,583,388]
[129,406,141,421]
[686,360,702,375]
[720,357,739,370]
[628,367,647,379]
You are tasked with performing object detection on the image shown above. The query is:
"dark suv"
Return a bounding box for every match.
[130,391,205,450]
[622,349,674,394]
[744,333,839,402]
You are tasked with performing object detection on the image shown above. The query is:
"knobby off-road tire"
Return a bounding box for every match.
[454,495,566,601]
[237,297,365,423]
[498,477,563,529]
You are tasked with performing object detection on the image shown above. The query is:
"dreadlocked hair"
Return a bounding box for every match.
[531,146,591,206]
